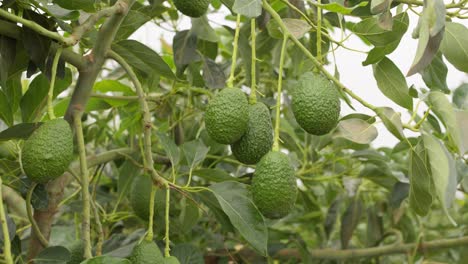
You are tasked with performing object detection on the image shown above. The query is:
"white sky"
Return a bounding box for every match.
[130,5,468,147]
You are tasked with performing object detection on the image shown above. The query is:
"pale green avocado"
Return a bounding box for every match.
[129,174,166,221]
[251,151,297,219]
[21,118,74,183]
[205,88,249,144]
[292,72,341,135]
[231,103,273,164]
[128,240,165,264]
[173,0,210,17]
[67,241,84,264]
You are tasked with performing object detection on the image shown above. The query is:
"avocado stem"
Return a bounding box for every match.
[272,35,289,152]
[227,14,241,89]
[249,18,257,105]
[47,47,62,120]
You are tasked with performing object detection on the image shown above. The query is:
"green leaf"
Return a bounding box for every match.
[440,22,468,73]
[335,118,378,144]
[43,5,80,20]
[427,91,464,154]
[93,80,135,107]
[21,11,53,74]
[33,246,70,264]
[171,244,204,264]
[0,36,16,86]
[80,256,131,264]
[377,107,404,139]
[191,16,219,42]
[115,10,152,41]
[340,197,363,249]
[389,182,409,209]
[173,30,200,74]
[420,52,449,93]
[0,123,41,141]
[192,168,236,182]
[373,57,412,110]
[156,132,180,166]
[408,140,433,216]
[54,98,112,117]
[233,0,262,18]
[455,110,468,155]
[324,198,342,238]
[3,73,22,114]
[112,40,175,80]
[353,12,409,47]
[178,198,200,233]
[202,58,226,89]
[422,133,457,225]
[209,181,268,255]
[0,90,12,126]
[53,0,96,12]
[117,160,140,203]
[453,83,468,110]
[20,69,72,122]
[317,1,368,15]
[182,139,209,170]
[267,19,312,39]
[371,0,392,14]
[407,0,445,76]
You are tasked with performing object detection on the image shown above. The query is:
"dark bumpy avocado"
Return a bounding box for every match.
[231,103,273,164]
[128,240,165,264]
[21,118,74,183]
[129,174,165,221]
[251,151,297,219]
[67,241,84,264]
[205,88,249,144]
[292,72,341,135]
[173,0,210,18]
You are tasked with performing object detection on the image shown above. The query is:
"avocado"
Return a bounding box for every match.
[251,151,297,219]
[128,240,165,264]
[292,72,341,135]
[231,103,273,164]
[67,241,84,264]
[173,0,210,18]
[129,174,166,221]
[21,118,74,183]
[205,88,249,144]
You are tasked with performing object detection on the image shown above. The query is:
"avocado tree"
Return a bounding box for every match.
[0,0,467,263]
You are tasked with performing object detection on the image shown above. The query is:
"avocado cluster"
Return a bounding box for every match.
[292,72,341,135]
[173,0,210,18]
[251,151,297,219]
[128,240,164,264]
[129,174,166,221]
[21,118,74,183]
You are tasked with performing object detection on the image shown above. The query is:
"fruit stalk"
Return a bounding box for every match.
[47,47,62,120]
[0,177,13,264]
[316,0,322,64]
[273,35,289,152]
[146,186,156,241]
[227,14,242,88]
[73,113,93,259]
[26,183,49,248]
[250,18,257,104]
[164,184,171,257]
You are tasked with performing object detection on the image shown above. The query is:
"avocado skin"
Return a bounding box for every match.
[173,0,210,18]
[205,88,249,144]
[129,174,165,221]
[292,72,341,135]
[231,103,273,164]
[67,241,84,264]
[21,119,74,183]
[128,240,165,264]
[251,151,297,219]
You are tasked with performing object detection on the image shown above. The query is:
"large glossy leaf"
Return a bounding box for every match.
[112,40,175,80]
[233,0,262,18]
[156,132,180,166]
[407,0,445,75]
[191,16,219,42]
[182,139,209,170]
[0,36,16,86]
[173,30,200,74]
[171,244,204,264]
[376,107,405,140]
[192,168,236,182]
[317,1,368,15]
[0,90,12,126]
[335,118,378,144]
[408,140,433,216]
[33,246,70,264]
[420,52,449,93]
[353,12,409,47]
[115,10,152,41]
[428,91,464,154]
[422,133,457,225]
[20,69,72,122]
[209,181,268,255]
[202,58,226,89]
[53,0,95,11]
[440,22,468,73]
[0,123,41,141]
[373,57,412,110]
[453,84,468,110]
[455,110,468,154]
[340,197,363,249]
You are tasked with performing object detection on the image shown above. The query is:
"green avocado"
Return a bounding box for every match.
[129,174,166,221]
[128,240,165,264]
[205,88,249,144]
[21,118,74,183]
[173,0,210,18]
[231,103,273,164]
[292,72,341,135]
[67,241,84,264]
[251,151,297,219]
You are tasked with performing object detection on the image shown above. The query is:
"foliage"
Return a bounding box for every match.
[0,0,467,263]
